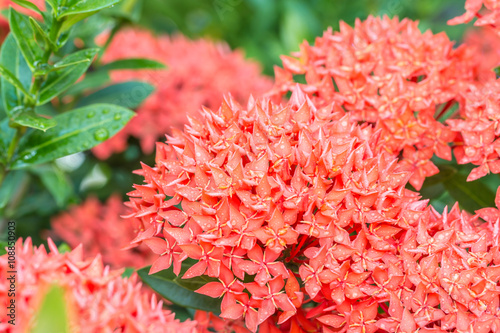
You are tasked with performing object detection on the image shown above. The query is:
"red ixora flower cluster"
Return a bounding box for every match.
[267,15,496,190]
[126,88,500,332]
[92,28,272,159]
[50,194,154,269]
[464,26,500,81]
[446,78,500,180]
[0,238,197,333]
[449,0,500,34]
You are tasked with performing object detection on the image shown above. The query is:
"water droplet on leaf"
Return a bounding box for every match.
[94,128,109,141]
[87,111,95,118]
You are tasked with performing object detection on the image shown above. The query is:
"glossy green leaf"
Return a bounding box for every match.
[122,267,135,278]
[30,163,73,207]
[38,48,98,105]
[0,119,15,164]
[58,0,122,17]
[31,285,70,333]
[99,58,166,71]
[0,36,32,116]
[137,263,222,314]
[60,11,99,32]
[0,170,28,209]
[442,170,496,213]
[0,65,31,98]
[103,0,142,22]
[53,49,96,69]
[11,0,42,14]
[77,81,154,108]
[12,104,134,169]
[44,0,60,12]
[13,110,57,131]
[29,18,56,51]
[9,8,44,71]
[168,304,195,322]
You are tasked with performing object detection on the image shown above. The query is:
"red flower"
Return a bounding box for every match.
[449,0,500,35]
[0,238,197,332]
[92,28,272,159]
[50,195,154,269]
[126,87,500,332]
[268,16,485,189]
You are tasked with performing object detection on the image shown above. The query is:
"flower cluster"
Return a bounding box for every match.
[267,16,490,190]
[92,28,272,159]
[446,78,500,180]
[50,195,154,269]
[0,238,197,333]
[464,27,500,81]
[449,0,500,34]
[126,88,500,332]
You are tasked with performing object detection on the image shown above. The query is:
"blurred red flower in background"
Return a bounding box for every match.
[464,26,500,80]
[0,0,45,42]
[51,195,154,269]
[92,28,272,159]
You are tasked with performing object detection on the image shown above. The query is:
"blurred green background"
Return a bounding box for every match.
[2,0,474,243]
[138,0,469,75]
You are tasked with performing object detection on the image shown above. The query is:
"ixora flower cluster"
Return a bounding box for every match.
[0,238,198,333]
[267,15,500,190]
[125,84,500,332]
[50,195,154,269]
[448,0,500,33]
[92,28,272,159]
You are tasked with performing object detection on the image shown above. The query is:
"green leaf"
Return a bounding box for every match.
[168,304,195,322]
[13,110,57,131]
[99,58,166,71]
[38,48,98,105]
[57,242,72,253]
[62,71,110,97]
[0,35,32,116]
[9,8,44,71]
[11,0,42,14]
[0,242,7,256]
[12,104,134,168]
[122,267,135,278]
[44,0,59,12]
[0,65,32,98]
[0,119,15,164]
[103,0,143,22]
[60,11,99,32]
[31,285,71,333]
[53,49,95,69]
[30,163,73,207]
[58,0,122,17]
[0,170,28,209]
[29,18,56,52]
[137,262,222,314]
[442,170,496,213]
[77,81,154,108]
